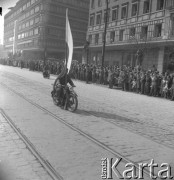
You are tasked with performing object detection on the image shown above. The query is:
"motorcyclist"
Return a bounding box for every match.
[43,62,50,77]
[52,65,75,105]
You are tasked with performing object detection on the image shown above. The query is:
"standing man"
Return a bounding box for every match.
[171,74,174,101]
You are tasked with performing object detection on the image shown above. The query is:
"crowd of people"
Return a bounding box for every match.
[0,58,174,101]
[0,58,62,75]
[70,63,174,101]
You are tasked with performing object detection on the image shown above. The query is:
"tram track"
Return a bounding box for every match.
[0,108,64,180]
[0,81,155,180]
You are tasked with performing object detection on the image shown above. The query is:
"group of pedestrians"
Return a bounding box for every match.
[70,63,174,101]
[0,58,62,75]
[0,58,174,101]
[28,60,62,75]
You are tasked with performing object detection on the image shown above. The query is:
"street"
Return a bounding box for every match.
[0,65,174,180]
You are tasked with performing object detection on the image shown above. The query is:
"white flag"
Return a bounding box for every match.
[66,9,73,72]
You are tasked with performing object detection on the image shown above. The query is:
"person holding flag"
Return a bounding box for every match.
[52,9,75,106]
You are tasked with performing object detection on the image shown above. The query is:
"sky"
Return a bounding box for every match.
[0,0,19,44]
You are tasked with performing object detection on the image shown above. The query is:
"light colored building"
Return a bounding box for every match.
[87,0,174,73]
[0,45,8,58]
[4,0,89,61]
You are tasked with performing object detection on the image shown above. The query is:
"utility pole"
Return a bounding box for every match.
[101,0,109,68]
[0,7,2,16]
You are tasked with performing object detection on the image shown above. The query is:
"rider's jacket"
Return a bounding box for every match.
[59,74,74,86]
[44,64,49,71]
[54,73,74,87]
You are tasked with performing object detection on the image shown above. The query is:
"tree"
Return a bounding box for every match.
[128,30,152,66]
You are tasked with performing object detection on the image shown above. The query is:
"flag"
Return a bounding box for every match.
[65,9,73,72]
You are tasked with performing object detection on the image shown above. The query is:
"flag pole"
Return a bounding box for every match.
[65,8,68,87]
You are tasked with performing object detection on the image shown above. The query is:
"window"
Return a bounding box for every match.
[110,31,115,42]
[141,26,148,39]
[171,15,174,36]
[25,32,29,37]
[132,3,138,16]
[22,23,25,29]
[30,9,34,15]
[98,0,102,7]
[104,9,110,22]
[129,27,136,37]
[95,34,99,44]
[35,16,39,23]
[112,8,118,21]
[88,35,92,43]
[119,29,125,41]
[27,1,31,7]
[96,13,102,25]
[18,34,21,39]
[89,14,95,26]
[22,14,26,20]
[30,19,34,25]
[29,30,33,36]
[91,0,95,9]
[34,28,39,35]
[22,33,24,38]
[154,24,162,37]
[26,22,29,27]
[157,0,164,10]
[40,4,43,10]
[31,0,35,5]
[35,6,40,13]
[23,4,26,10]
[26,12,30,18]
[143,0,150,14]
[121,6,127,19]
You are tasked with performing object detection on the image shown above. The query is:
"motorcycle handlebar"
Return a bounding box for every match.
[52,84,76,88]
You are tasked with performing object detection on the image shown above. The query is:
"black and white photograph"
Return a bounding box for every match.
[0,0,174,179]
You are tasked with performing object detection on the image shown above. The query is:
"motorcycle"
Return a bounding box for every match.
[51,84,78,112]
[43,70,50,79]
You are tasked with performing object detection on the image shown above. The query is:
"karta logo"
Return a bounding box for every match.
[101,158,173,179]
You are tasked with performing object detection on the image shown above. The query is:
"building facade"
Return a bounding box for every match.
[4,0,89,61]
[0,45,8,58]
[87,0,174,73]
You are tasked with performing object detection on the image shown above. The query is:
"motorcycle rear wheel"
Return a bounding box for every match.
[52,93,59,106]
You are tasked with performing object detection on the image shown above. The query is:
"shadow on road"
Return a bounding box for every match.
[76,109,139,123]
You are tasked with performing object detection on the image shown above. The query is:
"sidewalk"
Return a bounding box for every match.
[0,113,52,180]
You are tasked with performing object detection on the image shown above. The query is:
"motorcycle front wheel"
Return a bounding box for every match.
[67,94,78,112]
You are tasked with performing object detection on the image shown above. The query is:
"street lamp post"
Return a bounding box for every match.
[84,40,90,83]
[13,20,17,56]
[101,0,109,68]
[44,27,47,67]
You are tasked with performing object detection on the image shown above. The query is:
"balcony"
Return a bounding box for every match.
[166,0,174,10]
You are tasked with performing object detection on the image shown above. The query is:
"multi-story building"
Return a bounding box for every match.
[4,0,89,61]
[0,45,8,58]
[87,0,174,72]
